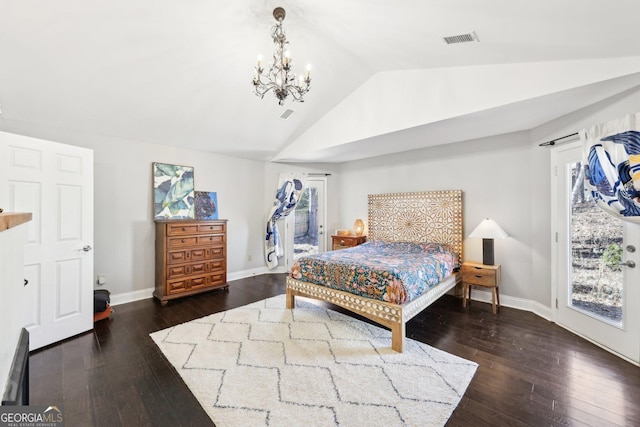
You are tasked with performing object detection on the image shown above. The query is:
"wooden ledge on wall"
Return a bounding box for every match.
[0,212,33,232]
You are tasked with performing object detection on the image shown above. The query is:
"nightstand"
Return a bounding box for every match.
[331,235,366,250]
[462,262,501,314]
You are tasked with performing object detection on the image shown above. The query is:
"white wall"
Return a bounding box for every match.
[337,132,536,301]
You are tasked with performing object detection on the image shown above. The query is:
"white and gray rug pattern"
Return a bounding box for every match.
[150,295,477,427]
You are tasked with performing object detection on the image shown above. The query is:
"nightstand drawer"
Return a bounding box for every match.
[331,235,366,250]
[462,271,495,287]
[461,263,500,287]
[333,239,357,249]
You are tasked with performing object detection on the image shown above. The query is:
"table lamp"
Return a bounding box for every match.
[353,218,365,236]
[468,218,508,265]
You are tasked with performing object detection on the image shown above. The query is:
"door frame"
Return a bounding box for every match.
[550,139,580,325]
[551,140,640,365]
[284,176,327,271]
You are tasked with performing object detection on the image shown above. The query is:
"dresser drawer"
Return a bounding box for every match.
[167,224,200,236]
[167,264,190,279]
[167,234,225,248]
[190,275,208,290]
[210,247,224,258]
[198,223,226,233]
[167,275,209,294]
[189,262,208,276]
[190,248,208,261]
[208,259,225,272]
[167,248,208,264]
[167,278,189,294]
[167,236,198,248]
[197,234,225,246]
[208,273,226,287]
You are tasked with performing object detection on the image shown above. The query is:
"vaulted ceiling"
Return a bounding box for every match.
[2,0,640,163]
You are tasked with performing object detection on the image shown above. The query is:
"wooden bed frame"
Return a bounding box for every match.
[286,190,463,353]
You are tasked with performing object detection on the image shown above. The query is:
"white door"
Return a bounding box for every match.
[285,177,326,270]
[0,131,94,351]
[552,142,640,364]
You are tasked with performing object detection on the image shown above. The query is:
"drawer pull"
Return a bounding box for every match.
[340,240,345,245]
[181,239,186,243]
[473,267,482,270]
[210,226,214,229]
[210,237,213,240]
[186,253,190,258]
[475,275,483,278]
[182,227,186,231]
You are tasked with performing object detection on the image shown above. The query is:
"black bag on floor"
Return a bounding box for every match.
[94,289,111,313]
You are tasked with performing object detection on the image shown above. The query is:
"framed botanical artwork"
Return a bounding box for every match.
[153,162,195,220]
[194,191,218,220]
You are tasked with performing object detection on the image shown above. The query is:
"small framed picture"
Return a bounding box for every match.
[194,191,218,220]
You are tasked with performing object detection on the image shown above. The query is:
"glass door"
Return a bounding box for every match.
[285,177,326,270]
[553,142,640,364]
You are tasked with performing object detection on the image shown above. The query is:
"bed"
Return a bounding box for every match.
[286,189,463,353]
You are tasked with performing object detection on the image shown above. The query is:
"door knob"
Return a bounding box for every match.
[619,260,636,268]
[82,245,93,252]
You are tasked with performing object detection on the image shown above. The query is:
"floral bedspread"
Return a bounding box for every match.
[290,240,459,304]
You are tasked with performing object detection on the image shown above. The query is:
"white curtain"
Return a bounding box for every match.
[580,112,640,223]
[264,172,307,269]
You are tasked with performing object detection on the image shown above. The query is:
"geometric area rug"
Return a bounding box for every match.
[150,295,478,427]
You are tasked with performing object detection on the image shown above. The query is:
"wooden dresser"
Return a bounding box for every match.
[154,219,228,304]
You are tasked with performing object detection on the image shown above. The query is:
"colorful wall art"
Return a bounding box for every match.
[153,162,195,219]
[194,191,218,220]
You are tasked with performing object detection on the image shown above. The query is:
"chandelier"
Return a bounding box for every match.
[252,7,311,105]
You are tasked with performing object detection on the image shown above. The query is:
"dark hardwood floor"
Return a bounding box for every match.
[29,274,639,426]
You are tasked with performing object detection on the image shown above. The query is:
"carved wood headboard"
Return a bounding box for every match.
[367,190,463,260]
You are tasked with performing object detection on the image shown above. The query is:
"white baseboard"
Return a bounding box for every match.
[110,287,154,306]
[227,266,271,281]
[110,267,286,306]
[530,300,553,321]
[466,289,552,320]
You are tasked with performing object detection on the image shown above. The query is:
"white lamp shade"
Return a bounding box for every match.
[468,218,509,239]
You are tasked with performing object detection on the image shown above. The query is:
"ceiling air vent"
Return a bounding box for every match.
[443,31,479,44]
[280,109,295,120]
